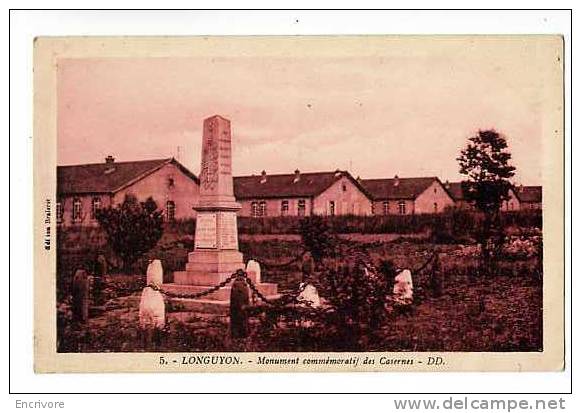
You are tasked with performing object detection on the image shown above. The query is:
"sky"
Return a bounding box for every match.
[57,39,558,185]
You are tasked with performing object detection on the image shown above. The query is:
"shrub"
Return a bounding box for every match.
[96,195,164,272]
[320,256,393,348]
[298,215,339,263]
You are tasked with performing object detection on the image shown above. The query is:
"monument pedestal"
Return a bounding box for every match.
[177,250,245,284]
[161,115,278,314]
[165,250,279,315]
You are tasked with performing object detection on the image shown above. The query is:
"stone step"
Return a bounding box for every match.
[161,282,278,301]
[184,261,244,274]
[173,271,230,286]
[167,298,230,315]
[187,249,244,263]
[173,270,259,286]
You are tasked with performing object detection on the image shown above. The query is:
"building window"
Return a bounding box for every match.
[398,200,406,215]
[433,202,438,213]
[329,201,335,216]
[342,184,347,192]
[281,200,289,216]
[166,200,176,222]
[297,199,306,216]
[72,198,82,222]
[383,201,389,215]
[91,196,101,220]
[371,203,375,215]
[167,177,175,188]
[251,201,259,217]
[259,201,267,217]
[56,201,63,224]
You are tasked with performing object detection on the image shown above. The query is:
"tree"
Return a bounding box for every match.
[457,129,516,274]
[96,195,164,272]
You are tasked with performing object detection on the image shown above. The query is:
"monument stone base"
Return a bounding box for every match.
[175,250,245,284]
[162,250,279,315]
[161,285,280,315]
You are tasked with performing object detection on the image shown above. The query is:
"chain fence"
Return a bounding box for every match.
[254,249,308,270]
[143,249,438,309]
[146,268,315,311]
[147,270,242,300]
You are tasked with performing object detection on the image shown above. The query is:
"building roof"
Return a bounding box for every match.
[515,185,542,203]
[360,177,442,201]
[446,182,541,203]
[445,182,467,201]
[57,158,199,195]
[233,170,371,200]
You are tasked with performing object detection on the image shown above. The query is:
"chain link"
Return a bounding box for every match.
[147,270,243,300]
[412,251,438,274]
[142,265,317,314]
[140,249,437,311]
[243,275,310,308]
[145,268,309,308]
[249,249,307,270]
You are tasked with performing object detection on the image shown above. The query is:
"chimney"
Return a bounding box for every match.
[445,179,450,189]
[394,174,400,187]
[334,169,342,178]
[105,155,115,164]
[260,170,267,184]
[293,169,301,183]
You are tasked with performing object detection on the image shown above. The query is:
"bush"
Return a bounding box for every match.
[299,216,339,263]
[164,218,196,236]
[320,257,393,348]
[96,195,164,271]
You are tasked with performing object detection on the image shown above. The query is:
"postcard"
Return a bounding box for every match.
[33,35,564,372]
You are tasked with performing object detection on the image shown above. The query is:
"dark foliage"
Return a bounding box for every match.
[318,257,393,348]
[298,215,340,263]
[96,195,164,271]
[457,129,517,274]
[457,129,516,212]
[165,211,541,237]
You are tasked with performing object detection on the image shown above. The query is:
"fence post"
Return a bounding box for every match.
[72,269,90,323]
[430,253,442,297]
[230,278,250,339]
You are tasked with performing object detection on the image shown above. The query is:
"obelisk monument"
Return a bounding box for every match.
[179,115,244,281]
[166,115,277,311]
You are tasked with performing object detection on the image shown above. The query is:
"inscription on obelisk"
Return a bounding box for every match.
[194,213,217,249]
[196,115,237,208]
